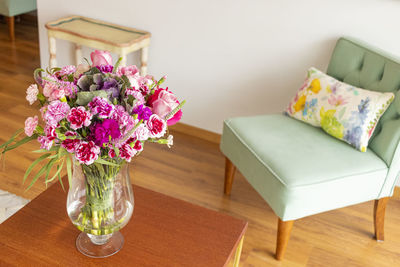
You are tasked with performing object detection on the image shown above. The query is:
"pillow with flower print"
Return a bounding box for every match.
[286,67,394,152]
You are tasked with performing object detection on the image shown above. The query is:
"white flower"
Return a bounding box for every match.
[167,135,173,148]
[26,84,39,105]
[134,124,150,141]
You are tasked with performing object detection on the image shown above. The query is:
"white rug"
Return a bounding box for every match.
[0,189,29,224]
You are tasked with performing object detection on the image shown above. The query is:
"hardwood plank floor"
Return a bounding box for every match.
[0,19,400,267]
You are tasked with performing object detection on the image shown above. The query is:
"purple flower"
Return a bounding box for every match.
[132,105,152,121]
[89,97,114,118]
[91,119,121,146]
[102,78,120,98]
[96,65,114,73]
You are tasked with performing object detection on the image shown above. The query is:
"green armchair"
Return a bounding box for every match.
[0,0,36,41]
[220,37,400,260]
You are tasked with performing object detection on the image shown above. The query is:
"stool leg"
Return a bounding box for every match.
[48,36,57,68]
[5,16,14,41]
[119,51,127,67]
[75,44,82,65]
[140,46,149,76]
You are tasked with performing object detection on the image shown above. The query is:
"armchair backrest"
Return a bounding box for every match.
[327,37,400,196]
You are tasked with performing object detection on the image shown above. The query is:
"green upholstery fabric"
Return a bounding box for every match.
[221,37,400,221]
[0,0,36,17]
[221,114,388,220]
[327,37,400,197]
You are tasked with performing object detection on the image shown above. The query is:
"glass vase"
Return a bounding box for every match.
[67,158,134,258]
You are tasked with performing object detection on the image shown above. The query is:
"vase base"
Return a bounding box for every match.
[76,231,124,258]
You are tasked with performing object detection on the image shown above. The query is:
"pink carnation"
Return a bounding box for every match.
[125,87,145,107]
[43,100,70,126]
[58,65,76,76]
[134,124,149,141]
[119,143,136,162]
[37,125,57,150]
[61,131,80,153]
[146,114,166,138]
[43,82,65,101]
[75,141,100,165]
[24,116,38,137]
[26,84,39,105]
[110,105,135,135]
[130,75,153,95]
[117,65,139,78]
[89,97,114,118]
[67,107,92,130]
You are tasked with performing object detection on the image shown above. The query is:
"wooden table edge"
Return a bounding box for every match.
[45,15,151,48]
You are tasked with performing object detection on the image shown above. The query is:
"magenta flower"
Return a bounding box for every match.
[43,100,70,127]
[67,107,92,130]
[119,143,136,162]
[89,97,114,118]
[92,119,121,146]
[146,114,166,138]
[132,104,152,121]
[37,125,57,150]
[24,116,38,137]
[61,131,80,153]
[75,141,100,165]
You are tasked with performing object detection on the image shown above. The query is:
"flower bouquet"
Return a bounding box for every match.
[1,50,184,257]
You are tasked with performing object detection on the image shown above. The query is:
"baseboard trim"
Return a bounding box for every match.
[169,123,221,144]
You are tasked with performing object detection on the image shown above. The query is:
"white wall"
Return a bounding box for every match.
[37,0,400,133]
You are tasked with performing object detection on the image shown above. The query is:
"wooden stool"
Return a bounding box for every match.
[45,16,151,75]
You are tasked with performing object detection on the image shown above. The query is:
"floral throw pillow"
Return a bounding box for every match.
[286,67,395,152]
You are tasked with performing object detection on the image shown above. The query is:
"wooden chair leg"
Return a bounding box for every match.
[5,16,15,41]
[374,197,389,241]
[224,157,236,195]
[276,218,294,260]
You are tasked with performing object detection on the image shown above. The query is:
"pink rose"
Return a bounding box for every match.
[61,131,80,153]
[26,84,39,105]
[43,100,70,126]
[75,141,100,165]
[147,88,182,126]
[146,114,167,138]
[24,116,38,137]
[119,143,136,162]
[91,50,113,66]
[67,107,92,130]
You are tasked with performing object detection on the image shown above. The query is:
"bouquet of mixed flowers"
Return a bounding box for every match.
[1,50,184,234]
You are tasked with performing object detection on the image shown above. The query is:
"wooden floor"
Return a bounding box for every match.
[1,19,400,267]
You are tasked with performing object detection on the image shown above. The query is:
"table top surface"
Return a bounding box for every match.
[0,179,247,266]
[45,16,151,47]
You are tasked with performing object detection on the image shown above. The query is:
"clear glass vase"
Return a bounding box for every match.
[67,158,134,258]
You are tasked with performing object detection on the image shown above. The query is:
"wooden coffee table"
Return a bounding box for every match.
[0,180,247,266]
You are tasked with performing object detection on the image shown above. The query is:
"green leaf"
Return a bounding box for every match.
[0,129,23,149]
[66,156,72,187]
[58,170,65,192]
[23,153,51,184]
[94,158,120,167]
[26,160,51,191]
[113,57,123,73]
[76,90,109,105]
[3,134,38,153]
[47,160,64,184]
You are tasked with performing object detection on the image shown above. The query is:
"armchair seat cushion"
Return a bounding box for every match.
[220,114,388,220]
